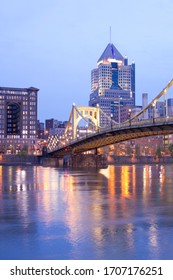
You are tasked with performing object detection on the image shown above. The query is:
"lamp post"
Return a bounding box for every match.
[45,130,49,139]
[128,108,132,126]
[152,102,155,123]
[118,96,122,127]
[110,113,113,129]
[164,92,169,122]
[96,103,100,133]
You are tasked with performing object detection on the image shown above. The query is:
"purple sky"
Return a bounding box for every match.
[0,0,173,122]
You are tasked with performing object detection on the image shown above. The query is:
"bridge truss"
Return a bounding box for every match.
[48,79,173,154]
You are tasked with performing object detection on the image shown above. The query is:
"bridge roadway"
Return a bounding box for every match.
[48,116,173,157]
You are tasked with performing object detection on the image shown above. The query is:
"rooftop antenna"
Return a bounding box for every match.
[109,26,112,43]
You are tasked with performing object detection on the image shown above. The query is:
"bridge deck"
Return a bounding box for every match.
[48,117,173,156]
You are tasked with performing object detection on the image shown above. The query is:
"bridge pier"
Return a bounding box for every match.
[40,153,107,169]
[63,153,108,169]
[39,157,62,167]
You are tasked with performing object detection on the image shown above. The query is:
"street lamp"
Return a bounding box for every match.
[45,130,49,139]
[128,108,132,126]
[164,90,168,119]
[110,113,113,129]
[118,96,122,127]
[96,104,100,133]
[152,102,155,123]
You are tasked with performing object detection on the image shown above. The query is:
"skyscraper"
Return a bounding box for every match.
[89,43,135,126]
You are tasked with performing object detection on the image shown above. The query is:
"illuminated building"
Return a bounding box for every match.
[37,121,44,139]
[45,118,55,134]
[89,43,135,126]
[0,86,39,154]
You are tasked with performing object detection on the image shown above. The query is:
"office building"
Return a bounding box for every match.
[0,86,39,154]
[89,43,135,126]
[37,120,45,139]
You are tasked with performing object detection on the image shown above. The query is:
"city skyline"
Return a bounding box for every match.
[0,0,173,122]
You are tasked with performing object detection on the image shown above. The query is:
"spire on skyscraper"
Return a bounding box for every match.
[97,43,124,64]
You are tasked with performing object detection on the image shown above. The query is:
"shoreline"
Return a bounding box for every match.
[108,155,173,165]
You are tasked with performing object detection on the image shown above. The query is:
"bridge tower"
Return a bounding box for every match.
[71,104,100,139]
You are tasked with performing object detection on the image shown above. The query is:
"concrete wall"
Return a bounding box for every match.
[0,155,39,165]
[67,154,108,168]
[40,157,63,167]
[109,155,173,164]
[41,154,108,168]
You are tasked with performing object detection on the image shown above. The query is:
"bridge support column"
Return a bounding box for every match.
[65,153,107,169]
[40,157,62,167]
[63,154,73,167]
[95,148,98,168]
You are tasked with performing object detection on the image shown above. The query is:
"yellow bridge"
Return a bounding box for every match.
[48,79,173,157]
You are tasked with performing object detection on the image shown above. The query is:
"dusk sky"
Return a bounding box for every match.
[0,0,173,122]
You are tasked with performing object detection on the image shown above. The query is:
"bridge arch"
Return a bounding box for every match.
[71,105,100,139]
[48,117,173,156]
[48,80,173,154]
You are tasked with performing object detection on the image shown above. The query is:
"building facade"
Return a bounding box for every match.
[89,43,135,126]
[0,86,39,154]
[37,120,45,139]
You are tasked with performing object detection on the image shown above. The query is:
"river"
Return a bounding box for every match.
[0,164,173,260]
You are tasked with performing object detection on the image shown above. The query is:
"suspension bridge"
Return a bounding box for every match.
[48,79,173,158]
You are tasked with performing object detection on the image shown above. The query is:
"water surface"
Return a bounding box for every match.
[0,164,173,259]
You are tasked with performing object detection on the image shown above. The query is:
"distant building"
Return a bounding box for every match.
[156,101,164,117]
[37,120,44,139]
[89,42,135,126]
[50,122,67,137]
[0,86,39,154]
[113,105,134,123]
[163,98,173,146]
[142,93,148,119]
[45,118,54,134]
[168,98,173,116]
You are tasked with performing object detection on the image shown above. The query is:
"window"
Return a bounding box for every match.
[6,102,20,136]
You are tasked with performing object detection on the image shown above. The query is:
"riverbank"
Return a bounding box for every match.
[1,154,173,167]
[108,155,173,164]
[0,155,39,165]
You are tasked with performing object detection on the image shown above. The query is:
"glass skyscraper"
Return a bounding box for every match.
[89,43,135,126]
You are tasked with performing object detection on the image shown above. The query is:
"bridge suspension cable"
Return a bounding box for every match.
[125,79,173,123]
[48,79,173,151]
[99,107,119,126]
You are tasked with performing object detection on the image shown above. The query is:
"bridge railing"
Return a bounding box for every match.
[48,116,173,152]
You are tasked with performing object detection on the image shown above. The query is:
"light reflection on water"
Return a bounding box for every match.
[0,164,173,259]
